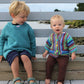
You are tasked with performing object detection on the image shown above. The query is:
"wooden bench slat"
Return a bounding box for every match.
[34,28,84,37]
[0,57,84,80]
[0,71,84,80]
[33,71,84,80]
[0,57,84,72]
[0,0,84,3]
[36,45,84,54]
[1,12,84,21]
[0,28,84,37]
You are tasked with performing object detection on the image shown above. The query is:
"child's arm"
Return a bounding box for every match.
[28,25,36,58]
[0,30,5,61]
[43,50,48,58]
[43,34,52,58]
[0,56,3,62]
[0,24,7,61]
[67,33,77,60]
[71,52,76,61]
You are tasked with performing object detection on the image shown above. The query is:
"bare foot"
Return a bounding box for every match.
[57,82,63,84]
[45,79,50,84]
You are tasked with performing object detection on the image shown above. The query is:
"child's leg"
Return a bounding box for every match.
[6,50,21,83]
[11,56,19,78]
[21,55,36,84]
[21,55,33,78]
[11,56,20,83]
[46,56,56,84]
[56,56,69,84]
[20,50,37,83]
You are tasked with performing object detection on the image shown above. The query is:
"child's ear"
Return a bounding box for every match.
[50,24,52,28]
[63,24,65,27]
[11,13,15,18]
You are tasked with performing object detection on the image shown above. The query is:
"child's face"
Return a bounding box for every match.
[12,11,28,25]
[51,19,65,34]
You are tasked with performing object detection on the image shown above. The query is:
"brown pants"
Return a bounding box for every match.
[46,55,69,84]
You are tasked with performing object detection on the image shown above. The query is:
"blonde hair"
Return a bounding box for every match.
[9,1,30,16]
[50,15,65,24]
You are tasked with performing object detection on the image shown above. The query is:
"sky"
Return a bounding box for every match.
[0,3,77,12]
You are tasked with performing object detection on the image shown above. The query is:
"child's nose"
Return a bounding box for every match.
[56,25,59,27]
[24,17,27,21]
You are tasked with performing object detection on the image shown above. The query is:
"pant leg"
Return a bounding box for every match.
[56,56,69,84]
[46,56,56,79]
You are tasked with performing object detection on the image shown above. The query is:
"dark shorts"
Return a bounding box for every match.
[6,50,31,66]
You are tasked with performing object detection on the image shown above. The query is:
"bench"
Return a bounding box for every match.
[0,0,84,84]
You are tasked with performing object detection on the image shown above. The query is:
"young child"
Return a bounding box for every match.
[43,15,77,84]
[0,1,37,84]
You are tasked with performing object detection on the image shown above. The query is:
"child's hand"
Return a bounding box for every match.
[0,56,3,62]
[32,57,37,60]
[43,52,47,58]
[71,52,76,61]
[42,50,48,58]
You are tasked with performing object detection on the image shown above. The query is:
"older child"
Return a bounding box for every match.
[0,1,37,84]
[43,15,77,84]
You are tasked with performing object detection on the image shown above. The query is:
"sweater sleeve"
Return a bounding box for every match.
[0,28,6,56]
[67,34,77,53]
[28,25,36,57]
[45,34,52,51]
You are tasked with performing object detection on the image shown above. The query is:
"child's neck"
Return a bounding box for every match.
[55,32,63,35]
[12,21,19,25]
[12,23,19,25]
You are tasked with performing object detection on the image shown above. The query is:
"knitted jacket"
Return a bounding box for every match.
[45,32,77,58]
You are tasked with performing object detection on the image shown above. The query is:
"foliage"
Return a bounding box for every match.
[54,9,61,12]
[65,20,84,28]
[74,3,84,11]
[66,3,84,28]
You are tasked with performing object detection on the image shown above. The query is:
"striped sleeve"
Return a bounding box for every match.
[45,34,52,51]
[67,34,77,53]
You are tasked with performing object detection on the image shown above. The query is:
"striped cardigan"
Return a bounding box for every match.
[45,32,77,58]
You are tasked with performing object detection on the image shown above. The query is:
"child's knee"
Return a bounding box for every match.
[14,56,19,61]
[46,59,55,67]
[21,55,30,62]
[11,56,19,66]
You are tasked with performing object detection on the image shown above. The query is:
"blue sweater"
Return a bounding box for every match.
[0,22,36,59]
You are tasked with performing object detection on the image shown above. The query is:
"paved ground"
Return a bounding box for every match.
[0,80,84,84]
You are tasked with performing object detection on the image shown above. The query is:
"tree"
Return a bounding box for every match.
[74,7,78,11]
[54,9,61,12]
[75,3,84,11]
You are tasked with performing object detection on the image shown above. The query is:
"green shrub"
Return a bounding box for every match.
[65,20,84,28]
